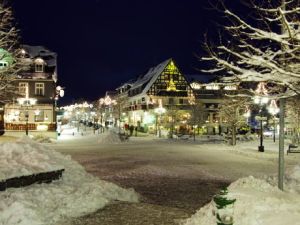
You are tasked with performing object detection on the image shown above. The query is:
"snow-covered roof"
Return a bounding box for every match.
[130,58,171,95]
[21,45,57,67]
[116,79,135,90]
[105,90,118,98]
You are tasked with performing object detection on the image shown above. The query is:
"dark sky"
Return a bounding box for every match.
[12,0,235,104]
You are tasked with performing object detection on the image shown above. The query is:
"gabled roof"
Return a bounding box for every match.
[105,90,118,97]
[116,79,135,90]
[130,58,172,95]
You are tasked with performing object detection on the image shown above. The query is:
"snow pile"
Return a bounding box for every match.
[0,137,63,181]
[31,134,52,143]
[285,165,300,194]
[183,168,300,225]
[0,138,139,225]
[98,130,123,144]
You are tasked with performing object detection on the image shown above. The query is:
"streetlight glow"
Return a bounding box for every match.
[254,82,269,152]
[268,99,280,143]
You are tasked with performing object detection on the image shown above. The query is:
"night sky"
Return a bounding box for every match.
[12,0,241,104]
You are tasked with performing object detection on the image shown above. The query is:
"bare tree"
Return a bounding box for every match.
[189,98,206,140]
[165,104,179,138]
[219,97,249,145]
[0,1,24,103]
[202,0,300,96]
[202,0,300,189]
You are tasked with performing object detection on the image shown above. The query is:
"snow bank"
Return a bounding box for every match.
[284,165,300,194]
[97,129,123,144]
[31,134,53,143]
[0,137,63,181]
[183,168,300,225]
[0,138,139,225]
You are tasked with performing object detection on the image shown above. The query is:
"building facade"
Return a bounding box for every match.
[4,45,58,134]
[190,81,239,134]
[115,59,193,136]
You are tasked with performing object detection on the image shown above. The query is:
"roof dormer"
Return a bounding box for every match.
[34,57,45,72]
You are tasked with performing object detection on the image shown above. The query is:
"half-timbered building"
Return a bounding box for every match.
[116,58,193,136]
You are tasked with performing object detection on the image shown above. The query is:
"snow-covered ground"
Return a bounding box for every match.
[2,127,300,225]
[54,129,300,225]
[0,137,139,225]
[183,166,300,225]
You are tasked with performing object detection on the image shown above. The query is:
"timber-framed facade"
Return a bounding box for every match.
[116,58,194,136]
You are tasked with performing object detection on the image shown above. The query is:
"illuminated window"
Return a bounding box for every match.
[19,82,28,96]
[205,84,220,90]
[35,58,44,72]
[190,82,201,90]
[224,85,237,90]
[35,110,44,122]
[35,83,45,96]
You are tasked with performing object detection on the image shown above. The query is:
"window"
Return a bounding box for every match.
[35,64,44,72]
[179,99,184,105]
[35,110,44,122]
[224,85,237,90]
[169,98,174,105]
[35,58,44,72]
[35,83,45,96]
[173,74,179,81]
[19,82,28,96]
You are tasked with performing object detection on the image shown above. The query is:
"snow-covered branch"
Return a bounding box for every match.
[201,0,300,97]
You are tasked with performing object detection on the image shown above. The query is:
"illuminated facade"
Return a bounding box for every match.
[116,58,193,135]
[4,45,58,134]
[190,81,239,134]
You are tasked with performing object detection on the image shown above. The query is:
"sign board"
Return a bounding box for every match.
[255,116,267,121]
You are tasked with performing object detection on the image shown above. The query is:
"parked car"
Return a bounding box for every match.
[263,130,273,137]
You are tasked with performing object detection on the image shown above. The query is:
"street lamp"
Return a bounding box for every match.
[154,100,166,138]
[268,99,280,142]
[254,82,269,152]
[54,86,65,136]
[17,87,37,136]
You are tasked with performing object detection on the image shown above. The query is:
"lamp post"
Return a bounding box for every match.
[154,101,166,138]
[54,86,64,136]
[268,100,280,142]
[17,87,37,136]
[254,82,269,152]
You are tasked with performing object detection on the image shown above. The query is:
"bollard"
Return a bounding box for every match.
[213,188,236,225]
